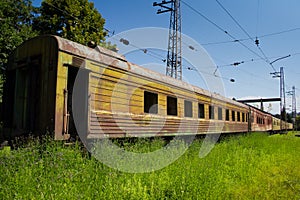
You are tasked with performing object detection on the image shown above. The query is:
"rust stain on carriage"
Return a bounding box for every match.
[55,36,126,63]
[2,35,292,141]
[54,36,247,108]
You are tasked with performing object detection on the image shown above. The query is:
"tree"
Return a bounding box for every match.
[34,0,111,47]
[296,115,300,130]
[0,0,115,100]
[0,0,115,102]
[0,0,38,101]
[286,112,293,123]
[0,74,3,102]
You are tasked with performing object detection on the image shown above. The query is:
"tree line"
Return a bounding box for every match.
[0,0,112,101]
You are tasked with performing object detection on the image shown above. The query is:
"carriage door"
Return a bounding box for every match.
[248,109,252,132]
[14,57,40,133]
[66,65,90,138]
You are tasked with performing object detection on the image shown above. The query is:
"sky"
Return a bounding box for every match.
[33,0,300,114]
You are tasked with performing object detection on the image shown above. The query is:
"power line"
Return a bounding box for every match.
[109,28,300,90]
[215,0,275,72]
[45,0,227,80]
[270,55,291,65]
[116,37,168,62]
[184,65,235,82]
[44,1,168,64]
[44,0,300,95]
[201,27,300,46]
[260,27,300,39]
[215,0,252,41]
[114,36,241,82]
[181,0,276,71]
[153,0,183,80]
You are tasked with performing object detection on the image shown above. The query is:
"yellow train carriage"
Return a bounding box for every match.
[272,116,281,132]
[3,35,249,140]
[271,116,293,132]
[281,120,293,131]
[287,122,293,130]
[3,36,59,139]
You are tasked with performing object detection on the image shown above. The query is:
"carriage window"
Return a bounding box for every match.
[198,103,205,119]
[144,91,158,114]
[237,112,241,121]
[242,113,245,122]
[232,111,235,121]
[218,107,223,120]
[167,96,177,116]
[209,105,214,119]
[184,100,193,117]
[226,109,230,121]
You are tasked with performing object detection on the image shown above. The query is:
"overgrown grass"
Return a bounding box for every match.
[0,132,300,199]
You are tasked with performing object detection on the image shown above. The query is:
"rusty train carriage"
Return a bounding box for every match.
[249,106,273,132]
[3,36,58,139]
[2,35,290,141]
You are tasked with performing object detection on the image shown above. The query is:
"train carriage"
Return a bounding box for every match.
[1,35,292,141]
[272,116,281,132]
[249,106,273,132]
[2,35,252,140]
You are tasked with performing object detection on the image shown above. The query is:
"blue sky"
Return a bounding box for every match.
[33,0,300,114]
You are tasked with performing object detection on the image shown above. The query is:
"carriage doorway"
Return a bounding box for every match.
[66,66,90,138]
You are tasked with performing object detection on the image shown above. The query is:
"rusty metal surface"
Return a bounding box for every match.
[3,36,59,140]
[250,106,273,131]
[89,111,248,138]
[54,35,126,62]
[3,35,258,140]
[51,35,251,138]
[51,35,248,110]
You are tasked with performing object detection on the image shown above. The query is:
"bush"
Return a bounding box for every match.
[0,133,299,199]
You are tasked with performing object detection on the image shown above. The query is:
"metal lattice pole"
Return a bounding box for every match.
[153,0,182,80]
[271,67,286,131]
[292,86,297,130]
[288,86,297,130]
[280,67,287,131]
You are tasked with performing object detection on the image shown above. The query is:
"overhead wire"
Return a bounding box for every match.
[183,65,235,82]
[215,0,276,72]
[181,0,276,71]
[45,0,300,94]
[260,27,300,39]
[43,1,168,63]
[222,67,284,92]
[184,0,300,94]
[111,36,168,62]
[43,1,234,80]
[200,27,300,46]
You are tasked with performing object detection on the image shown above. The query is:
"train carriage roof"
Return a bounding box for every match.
[11,35,249,109]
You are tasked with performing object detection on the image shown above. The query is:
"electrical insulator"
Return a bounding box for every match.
[255,38,259,46]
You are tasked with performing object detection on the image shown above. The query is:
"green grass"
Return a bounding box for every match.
[0,132,300,199]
